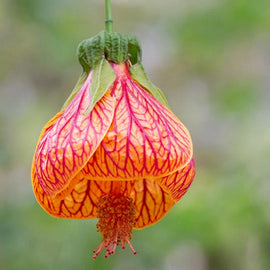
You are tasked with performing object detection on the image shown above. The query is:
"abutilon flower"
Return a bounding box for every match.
[31,29,195,259]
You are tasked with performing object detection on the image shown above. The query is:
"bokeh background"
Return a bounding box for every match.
[1,0,270,269]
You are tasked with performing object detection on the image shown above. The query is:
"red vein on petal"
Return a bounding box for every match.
[34,73,115,197]
[32,167,174,229]
[157,158,196,202]
[83,64,193,181]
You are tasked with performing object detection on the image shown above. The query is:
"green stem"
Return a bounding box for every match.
[105,0,113,33]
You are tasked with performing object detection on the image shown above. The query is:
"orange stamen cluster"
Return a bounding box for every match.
[93,194,137,259]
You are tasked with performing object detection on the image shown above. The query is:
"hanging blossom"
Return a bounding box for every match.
[31,31,195,259]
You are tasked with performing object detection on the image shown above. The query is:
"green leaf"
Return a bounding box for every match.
[129,63,169,108]
[84,58,116,115]
[61,72,88,110]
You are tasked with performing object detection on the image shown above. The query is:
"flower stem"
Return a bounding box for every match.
[105,0,113,33]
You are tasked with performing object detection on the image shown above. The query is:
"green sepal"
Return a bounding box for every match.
[104,31,128,63]
[77,31,142,72]
[129,63,169,108]
[84,58,116,115]
[127,35,142,65]
[61,72,88,110]
[77,33,106,74]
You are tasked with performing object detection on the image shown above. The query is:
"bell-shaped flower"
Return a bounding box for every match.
[31,31,195,258]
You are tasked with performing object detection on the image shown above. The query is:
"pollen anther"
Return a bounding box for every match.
[93,194,136,259]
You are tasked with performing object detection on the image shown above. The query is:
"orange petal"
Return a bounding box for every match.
[32,171,174,229]
[83,64,193,180]
[32,169,138,218]
[157,158,195,202]
[33,73,115,197]
[130,179,174,229]
[32,170,96,218]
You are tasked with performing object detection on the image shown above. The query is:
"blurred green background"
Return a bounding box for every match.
[1,0,270,269]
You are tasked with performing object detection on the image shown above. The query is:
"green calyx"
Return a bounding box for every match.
[77,31,141,73]
[63,31,169,112]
